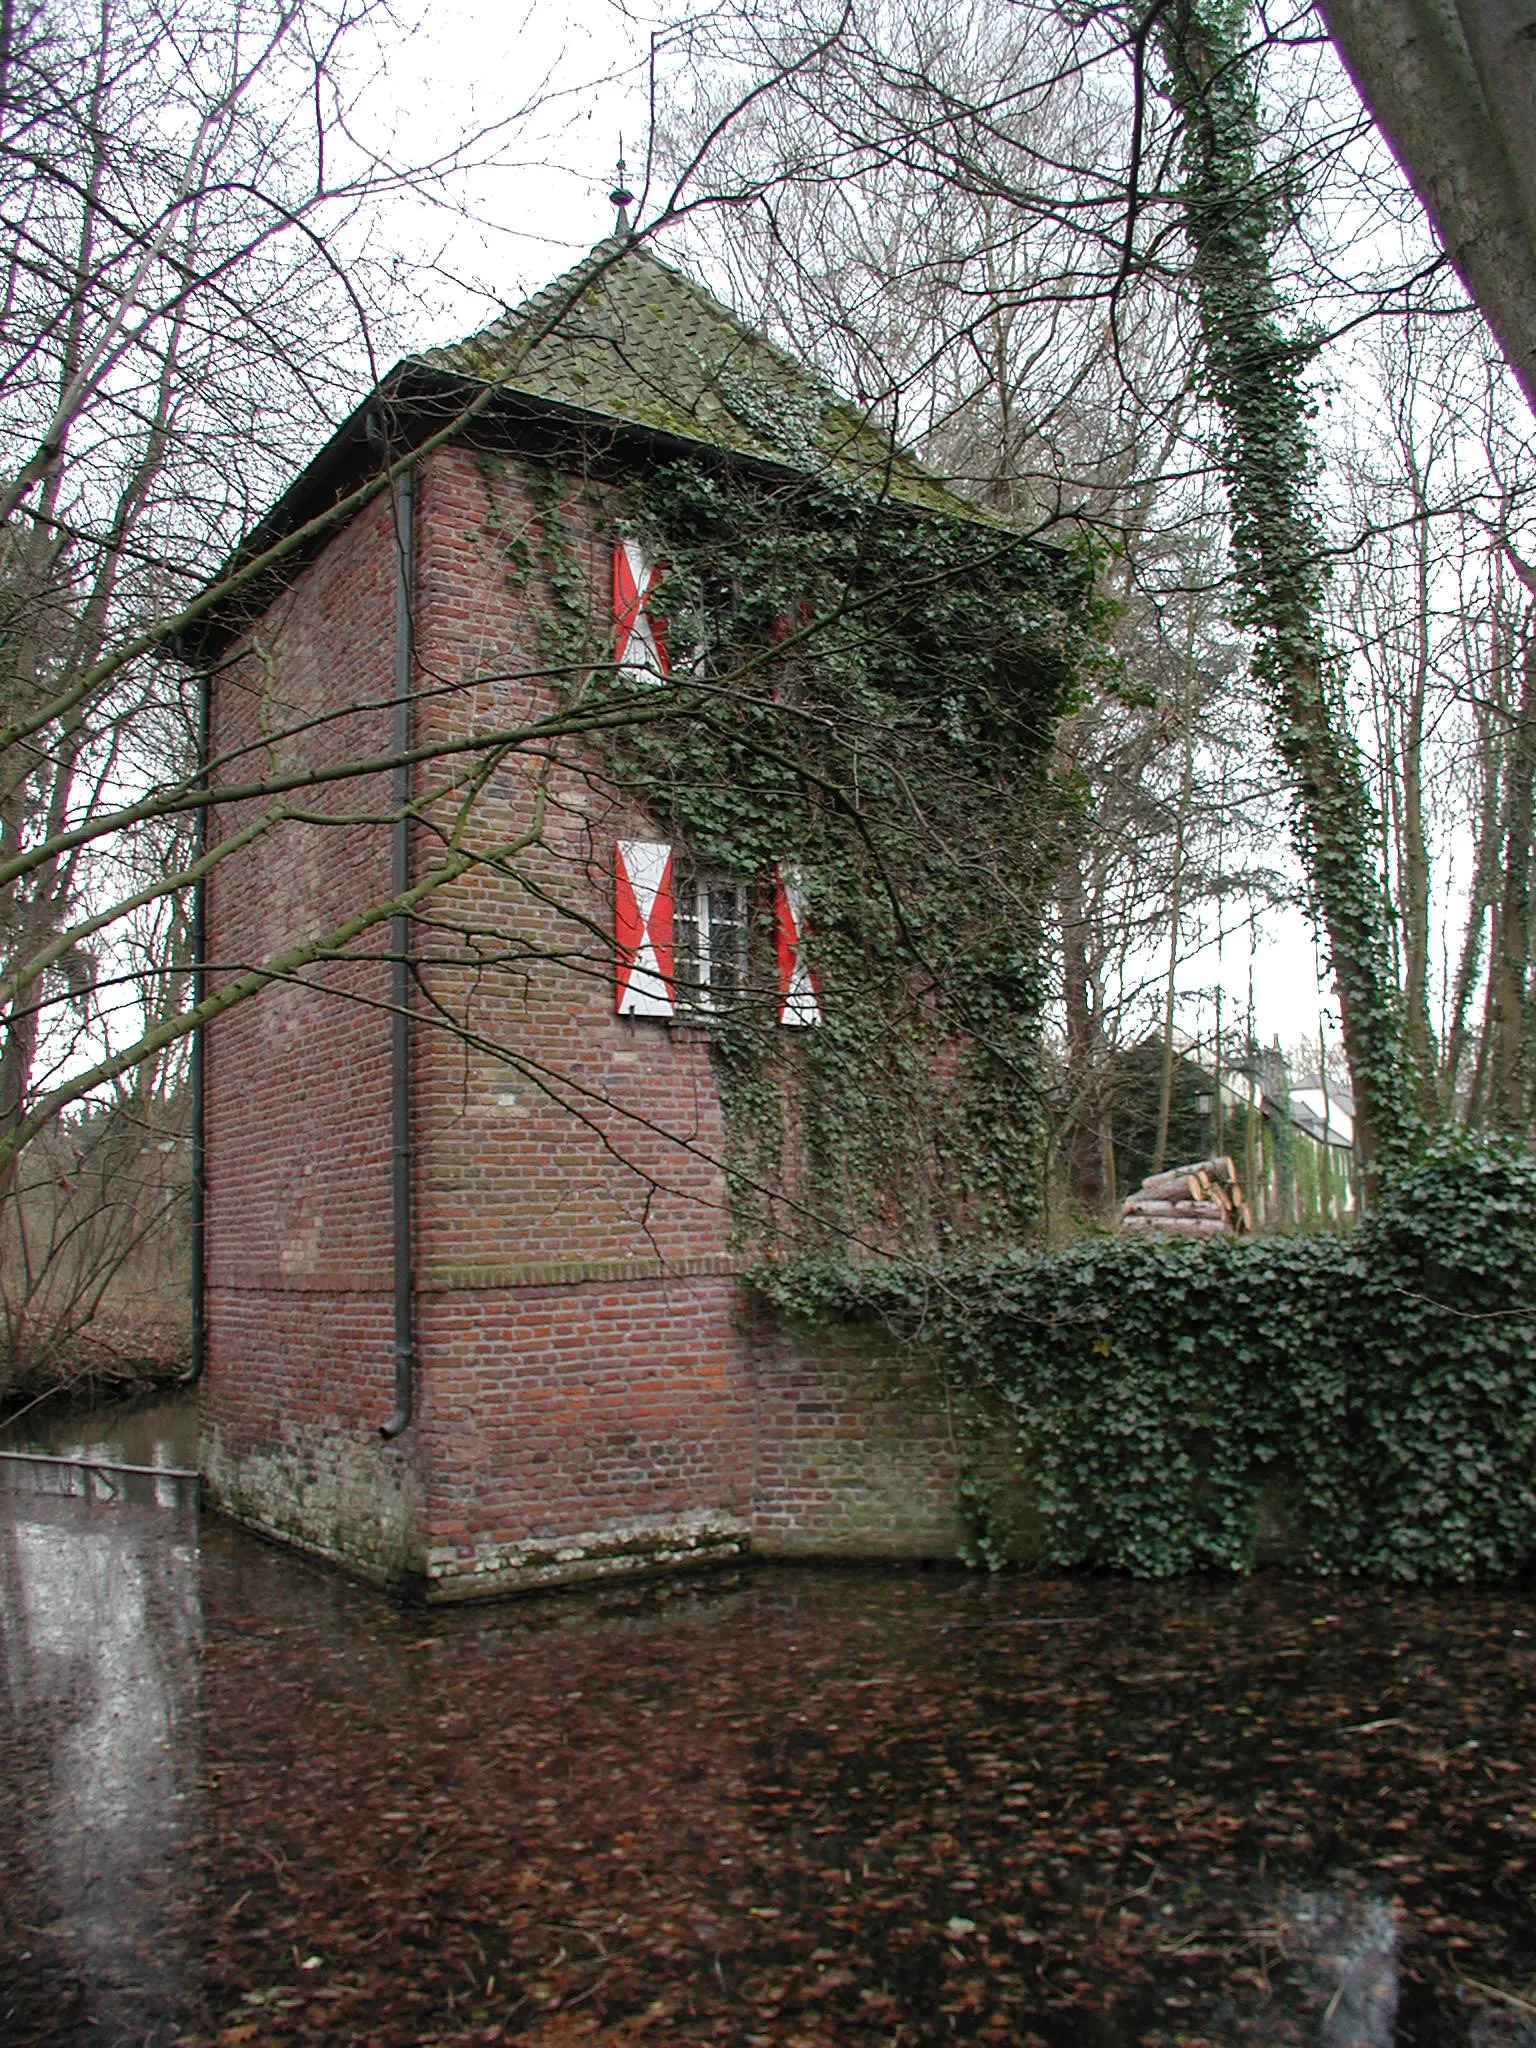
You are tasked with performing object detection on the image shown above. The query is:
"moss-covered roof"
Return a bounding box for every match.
[417,238,986,522]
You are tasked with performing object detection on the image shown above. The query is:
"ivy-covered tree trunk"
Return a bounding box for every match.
[1160,0,1406,1181]
[1488,630,1536,1130]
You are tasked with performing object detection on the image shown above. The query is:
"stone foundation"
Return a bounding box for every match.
[200,1421,423,1589]
[421,1507,751,1601]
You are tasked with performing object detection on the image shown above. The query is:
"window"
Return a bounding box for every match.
[612,843,805,1026]
[672,872,748,1016]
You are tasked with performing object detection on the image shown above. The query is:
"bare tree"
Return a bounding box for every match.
[655,0,1536,1184]
[1325,301,1536,1132]
[0,0,580,1386]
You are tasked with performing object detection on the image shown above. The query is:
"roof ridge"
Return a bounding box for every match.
[413,236,997,524]
[420,237,630,373]
[421,236,831,388]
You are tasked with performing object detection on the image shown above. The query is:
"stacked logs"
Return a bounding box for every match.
[1119,1155,1254,1239]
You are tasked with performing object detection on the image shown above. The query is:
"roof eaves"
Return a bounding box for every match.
[181,280,1051,661]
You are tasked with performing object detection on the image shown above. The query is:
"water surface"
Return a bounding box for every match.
[1,1386,198,1468]
[2,1398,1534,2047]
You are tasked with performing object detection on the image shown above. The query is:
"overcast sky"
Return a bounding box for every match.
[369,0,659,339]
[359,0,1347,1075]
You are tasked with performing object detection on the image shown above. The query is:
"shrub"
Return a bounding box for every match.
[758,1137,1536,1580]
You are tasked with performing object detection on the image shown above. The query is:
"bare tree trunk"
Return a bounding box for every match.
[1466,933,1497,1127]
[1058,842,1107,1211]
[1444,746,1501,1115]
[1317,0,1536,419]
[1488,625,1536,1128]
[1214,986,1226,1155]
[1432,596,1506,1113]
[1397,465,1438,1114]
[1152,712,1196,1174]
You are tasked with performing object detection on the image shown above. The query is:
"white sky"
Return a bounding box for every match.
[1177,894,1340,1070]
[368,0,660,340]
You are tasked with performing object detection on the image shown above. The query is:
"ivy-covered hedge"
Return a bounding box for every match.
[758,1139,1536,1582]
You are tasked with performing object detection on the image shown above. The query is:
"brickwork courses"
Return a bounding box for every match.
[196,247,979,1598]
[200,489,426,1582]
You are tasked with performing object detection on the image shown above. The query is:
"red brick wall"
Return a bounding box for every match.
[403,448,758,1586]
[200,439,963,1594]
[408,449,732,1270]
[749,1307,964,1559]
[200,489,421,1578]
[414,1275,755,1597]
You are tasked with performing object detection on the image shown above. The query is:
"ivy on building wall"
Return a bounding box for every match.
[470,443,1109,1251]
[761,1136,1536,1583]
[572,455,1110,1255]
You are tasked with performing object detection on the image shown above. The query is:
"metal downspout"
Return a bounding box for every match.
[185,667,209,1385]
[380,469,415,1439]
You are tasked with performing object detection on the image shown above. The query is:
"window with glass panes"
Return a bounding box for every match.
[672,873,748,1014]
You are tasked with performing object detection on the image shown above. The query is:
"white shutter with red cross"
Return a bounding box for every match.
[612,541,670,679]
[615,841,675,1016]
[773,866,821,1027]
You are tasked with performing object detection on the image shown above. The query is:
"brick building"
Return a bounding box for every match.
[189,235,1052,1599]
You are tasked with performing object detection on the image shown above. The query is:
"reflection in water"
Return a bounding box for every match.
[1,1495,200,2044]
[2,1398,1535,2046]
[2,1387,199,1470]
[1276,1893,1399,2046]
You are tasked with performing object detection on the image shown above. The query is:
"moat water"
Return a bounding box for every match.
[2,1393,1534,2046]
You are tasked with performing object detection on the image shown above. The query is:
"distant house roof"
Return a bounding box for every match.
[182,237,1006,659]
[1144,1036,1358,1153]
[1287,1084,1354,1151]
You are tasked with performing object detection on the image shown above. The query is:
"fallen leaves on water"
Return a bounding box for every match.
[3,1507,1535,2045]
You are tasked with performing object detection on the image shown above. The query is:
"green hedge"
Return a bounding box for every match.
[759,1139,1536,1581]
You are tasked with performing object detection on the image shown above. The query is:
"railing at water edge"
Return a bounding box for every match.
[0,1449,199,1512]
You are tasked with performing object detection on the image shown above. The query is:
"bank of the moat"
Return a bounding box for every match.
[2,1395,1534,2046]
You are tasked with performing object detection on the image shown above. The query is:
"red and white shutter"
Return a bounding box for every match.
[612,541,670,678]
[615,841,675,1017]
[773,865,821,1027]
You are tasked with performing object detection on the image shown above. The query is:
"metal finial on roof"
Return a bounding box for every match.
[609,147,634,237]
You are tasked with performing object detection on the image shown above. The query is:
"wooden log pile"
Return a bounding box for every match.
[1119,1156,1254,1239]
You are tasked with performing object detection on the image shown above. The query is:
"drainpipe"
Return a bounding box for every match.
[185,667,210,1385]
[380,468,415,1440]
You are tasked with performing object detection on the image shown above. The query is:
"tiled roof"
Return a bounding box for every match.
[416,238,986,522]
